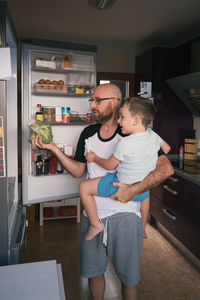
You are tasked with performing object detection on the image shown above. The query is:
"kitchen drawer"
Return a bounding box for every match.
[151,175,181,200]
[150,194,200,258]
[151,175,182,210]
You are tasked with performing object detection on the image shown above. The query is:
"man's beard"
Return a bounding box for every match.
[93,108,113,123]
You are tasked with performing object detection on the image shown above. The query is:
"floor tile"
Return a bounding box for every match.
[25,218,200,299]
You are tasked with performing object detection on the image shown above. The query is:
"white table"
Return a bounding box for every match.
[0,260,66,300]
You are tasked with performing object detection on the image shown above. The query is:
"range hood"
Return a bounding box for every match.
[166,72,200,117]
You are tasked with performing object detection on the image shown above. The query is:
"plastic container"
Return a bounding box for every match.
[59,206,77,217]
[79,113,87,122]
[43,107,55,123]
[70,111,79,122]
[43,207,54,218]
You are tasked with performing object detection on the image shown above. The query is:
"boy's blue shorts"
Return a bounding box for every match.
[97,172,149,202]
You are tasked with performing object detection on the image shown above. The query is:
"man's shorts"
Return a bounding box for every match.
[97,172,149,201]
[80,212,143,286]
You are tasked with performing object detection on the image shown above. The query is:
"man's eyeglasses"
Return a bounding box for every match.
[88,97,121,104]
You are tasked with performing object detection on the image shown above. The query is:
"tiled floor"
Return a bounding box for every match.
[26,217,200,299]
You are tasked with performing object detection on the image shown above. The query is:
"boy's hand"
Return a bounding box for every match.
[86,151,96,162]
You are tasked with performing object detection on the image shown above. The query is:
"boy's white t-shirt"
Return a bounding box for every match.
[114,129,163,184]
[83,127,163,219]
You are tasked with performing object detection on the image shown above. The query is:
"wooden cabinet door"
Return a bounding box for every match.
[135,46,193,154]
[150,175,200,258]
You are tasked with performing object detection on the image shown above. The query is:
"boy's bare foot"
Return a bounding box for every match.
[85,222,104,241]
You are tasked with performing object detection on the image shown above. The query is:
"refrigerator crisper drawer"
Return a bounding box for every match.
[26,173,86,204]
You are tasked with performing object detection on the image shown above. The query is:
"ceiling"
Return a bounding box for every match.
[6,0,200,48]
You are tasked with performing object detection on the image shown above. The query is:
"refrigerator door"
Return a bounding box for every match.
[0,2,25,266]
[21,43,96,205]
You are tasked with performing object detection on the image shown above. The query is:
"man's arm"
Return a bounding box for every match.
[110,154,174,203]
[32,136,86,178]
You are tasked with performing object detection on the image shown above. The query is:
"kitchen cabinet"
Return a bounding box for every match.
[150,174,200,259]
[134,45,193,153]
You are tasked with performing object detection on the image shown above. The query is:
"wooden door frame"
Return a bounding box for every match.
[97,72,135,97]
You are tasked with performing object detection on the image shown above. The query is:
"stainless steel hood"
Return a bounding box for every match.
[166,72,200,117]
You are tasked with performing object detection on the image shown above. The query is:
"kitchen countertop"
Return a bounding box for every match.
[168,154,200,186]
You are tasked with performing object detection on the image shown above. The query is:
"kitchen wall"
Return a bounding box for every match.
[94,40,152,73]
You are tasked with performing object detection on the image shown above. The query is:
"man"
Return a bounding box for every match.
[33,83,174,300]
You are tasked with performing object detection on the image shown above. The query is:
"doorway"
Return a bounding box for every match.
[97,72,135,99]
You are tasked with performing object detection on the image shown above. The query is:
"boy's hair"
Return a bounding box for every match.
[121,97,157,127]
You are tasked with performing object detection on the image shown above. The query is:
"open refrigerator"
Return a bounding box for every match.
[21,41,96,221]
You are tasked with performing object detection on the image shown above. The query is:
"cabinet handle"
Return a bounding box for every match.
[168,176,178,183]
[163,184,178,195]
[162,208,176,221]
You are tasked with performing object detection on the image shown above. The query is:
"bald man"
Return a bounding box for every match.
[32,83,173,300]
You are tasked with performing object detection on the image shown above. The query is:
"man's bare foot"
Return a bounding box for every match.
[143,230,148,239]
[85,222,104,241]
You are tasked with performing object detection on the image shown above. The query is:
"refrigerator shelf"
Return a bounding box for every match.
[32,90,93,97]
[32,66,96,73]
[48,121,95,126]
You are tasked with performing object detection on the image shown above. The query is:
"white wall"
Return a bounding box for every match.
[94,40,151,73]
[96,41,135,73]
